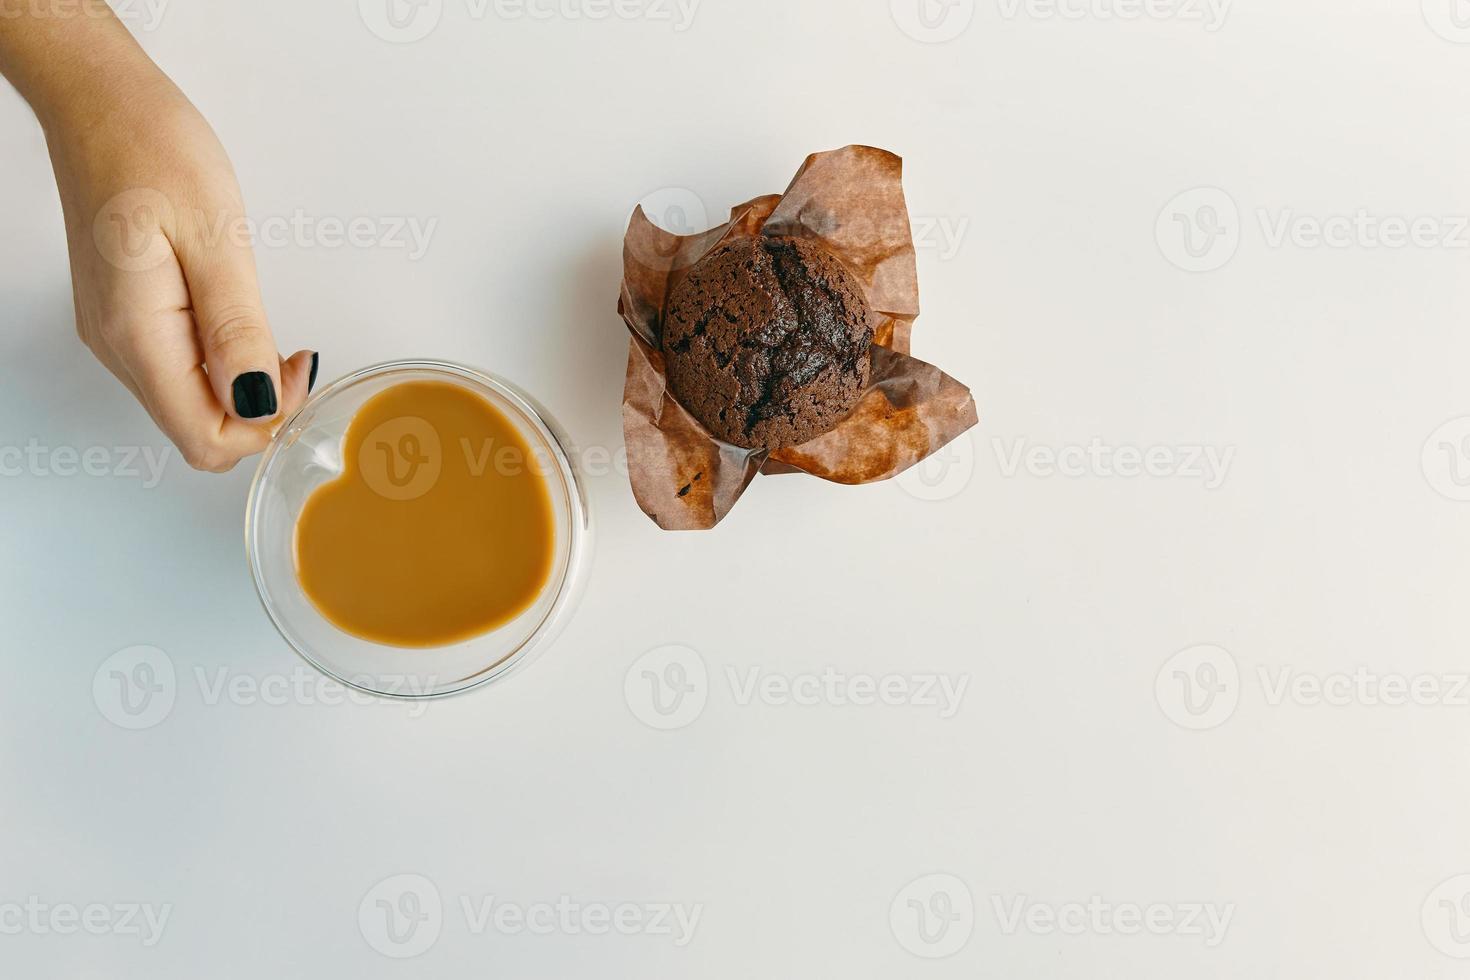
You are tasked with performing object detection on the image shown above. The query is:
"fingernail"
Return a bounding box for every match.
[232,372,277,419]
[307,352,320,394]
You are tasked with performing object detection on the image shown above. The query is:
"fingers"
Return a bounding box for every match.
[124,332,276,472]
[106,309,311,473]
[278,348,318,417]
[170,205,283,422]
[134,346,316,474]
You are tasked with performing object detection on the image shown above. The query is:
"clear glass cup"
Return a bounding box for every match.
[245,359,591,699]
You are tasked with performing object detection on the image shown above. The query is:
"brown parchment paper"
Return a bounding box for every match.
[618,145,978,530]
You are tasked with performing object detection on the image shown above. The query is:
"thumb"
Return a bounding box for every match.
[174,207,284,421]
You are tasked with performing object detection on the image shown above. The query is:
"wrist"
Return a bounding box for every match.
[38,63,185,149]
[1,2,176,136]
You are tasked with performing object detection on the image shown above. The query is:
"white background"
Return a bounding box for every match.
[4,0,1470,975]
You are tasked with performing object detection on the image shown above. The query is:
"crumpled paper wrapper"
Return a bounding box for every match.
[618,144,978,530]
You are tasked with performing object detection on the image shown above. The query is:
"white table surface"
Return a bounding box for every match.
[5,0,1470,976]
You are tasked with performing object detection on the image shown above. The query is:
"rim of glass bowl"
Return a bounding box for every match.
[244,358,590,700]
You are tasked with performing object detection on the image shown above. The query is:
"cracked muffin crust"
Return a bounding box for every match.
[661,235,874,451]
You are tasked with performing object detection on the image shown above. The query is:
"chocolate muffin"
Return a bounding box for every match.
[661,235,874,451]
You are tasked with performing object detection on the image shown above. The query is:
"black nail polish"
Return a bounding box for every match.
[307,352,320,394]
[232,372,277,419]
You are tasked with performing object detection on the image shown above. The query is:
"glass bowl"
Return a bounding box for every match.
[245,359,590,699]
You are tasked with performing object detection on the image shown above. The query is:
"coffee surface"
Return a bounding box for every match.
[294,380,556,648]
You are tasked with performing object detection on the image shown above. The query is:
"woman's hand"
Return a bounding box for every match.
[1,6,315,472]
[51,82,318,472]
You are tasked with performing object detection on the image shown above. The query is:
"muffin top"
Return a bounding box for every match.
[661,235,874,451]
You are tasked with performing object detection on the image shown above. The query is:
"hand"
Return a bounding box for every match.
[1,8,316,472]
[50,87,317,472]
